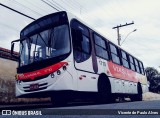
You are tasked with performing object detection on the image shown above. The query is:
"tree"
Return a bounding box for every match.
[145,67,160,93]
[151,74,160,93]
[145,67,158,82]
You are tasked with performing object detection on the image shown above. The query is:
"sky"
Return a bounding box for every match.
[0,0,160,70]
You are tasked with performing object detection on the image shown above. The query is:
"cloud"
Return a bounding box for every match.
[0,0,160,69]
[77,0,160,68]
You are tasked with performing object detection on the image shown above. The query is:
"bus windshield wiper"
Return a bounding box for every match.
[38,33,47,46]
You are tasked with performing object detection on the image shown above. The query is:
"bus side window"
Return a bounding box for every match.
[134,58,140,73]
[121,50,129,68]
[139,61,145,75]
[109,43,120,64]
[93,33,109,60]
[129,55,135,71]
[71,20,91,63]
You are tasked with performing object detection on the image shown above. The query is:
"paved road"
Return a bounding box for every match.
[1,100,160,118]
[38,101,160,118]
[49,100,160,109]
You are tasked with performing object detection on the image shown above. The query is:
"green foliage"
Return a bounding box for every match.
[150,75,160,93]
[145,67,158,81]
[145,67,160,93]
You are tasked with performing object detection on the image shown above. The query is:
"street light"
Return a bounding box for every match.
[120,29,137,46]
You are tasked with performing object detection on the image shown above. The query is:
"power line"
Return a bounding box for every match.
[70,0,82,7]
[59,0,103,28]
[50,0,63,11]
[51,0,67,11]
[24,0,49,14]
[46,0,62,11]
[41,0,60,11]
[61,0,77,11]
[11,0,43,16]
[0,3,35,20]
[0,22,20,32]
[61,0,84,14]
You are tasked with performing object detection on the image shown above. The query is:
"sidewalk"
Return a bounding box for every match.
[143,92,160,101]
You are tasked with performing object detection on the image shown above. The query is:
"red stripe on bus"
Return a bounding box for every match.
[107,61,138,82]
[17,62,68,80]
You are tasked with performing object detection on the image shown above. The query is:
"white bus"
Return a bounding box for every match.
[11,11,148,105]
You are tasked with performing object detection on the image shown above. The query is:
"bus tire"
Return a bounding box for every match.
[131,83,142,101]
[97,74,114,103]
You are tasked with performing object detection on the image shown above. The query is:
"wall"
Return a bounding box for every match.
[0,57,50,104]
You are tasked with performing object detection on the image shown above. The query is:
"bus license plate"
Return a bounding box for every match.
[30,84,39,90]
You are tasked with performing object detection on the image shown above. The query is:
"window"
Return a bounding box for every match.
[94,34,109,60]
[129,55,135,71]
[71,20,91,63]
[121,50,129,68]
[134,58,140,73]
[109,43,120,64]
[139,61,145,75]
[20,24,70,66]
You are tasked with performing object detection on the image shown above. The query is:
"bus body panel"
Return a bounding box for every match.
[15,55,78,97]
[12,11,148,99]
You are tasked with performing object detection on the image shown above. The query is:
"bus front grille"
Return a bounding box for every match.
[23,83,48,92]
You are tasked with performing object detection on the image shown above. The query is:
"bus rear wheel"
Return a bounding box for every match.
[97,75,114,103]
[131,83,142,101]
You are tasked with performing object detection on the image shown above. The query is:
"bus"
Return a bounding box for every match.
[11,11,148,104]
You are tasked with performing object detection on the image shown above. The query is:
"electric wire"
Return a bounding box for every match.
[46,0,62,11]
[0,1,155,52]
[51,0,67,11]
[41,0,60,11]
[0,22,20,32]
[0,3,35,20]
[11,0,43,17]
[24,0,49,14]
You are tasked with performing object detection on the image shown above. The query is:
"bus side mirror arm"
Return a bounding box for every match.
[11,39,21,59]
[11,42,15,56]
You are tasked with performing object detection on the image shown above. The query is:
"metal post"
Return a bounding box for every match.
[117,27,120,46]
[113,21,134,46]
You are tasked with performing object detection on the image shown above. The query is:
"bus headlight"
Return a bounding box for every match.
[63,66,67,71]
[17,80,22,85]
[57,70,61,75]
[51,73,54,78]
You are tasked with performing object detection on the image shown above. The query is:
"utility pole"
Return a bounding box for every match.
[113,21,134,46]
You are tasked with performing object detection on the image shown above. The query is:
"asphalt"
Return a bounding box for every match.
[1,100,160,118]
[36,100,160,118]
[1,93,160,118]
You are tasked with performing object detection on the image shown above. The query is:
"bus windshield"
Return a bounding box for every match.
[20,24,70,66]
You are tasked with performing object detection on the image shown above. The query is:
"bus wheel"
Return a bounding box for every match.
[97,75,114,103]
[131,83,142,101]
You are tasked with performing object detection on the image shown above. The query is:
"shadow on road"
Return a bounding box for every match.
[0,97,131,110]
